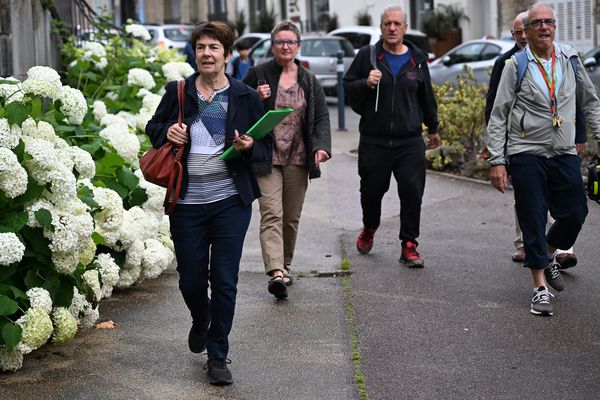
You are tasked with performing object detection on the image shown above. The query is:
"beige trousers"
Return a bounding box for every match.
[256,165,308,275]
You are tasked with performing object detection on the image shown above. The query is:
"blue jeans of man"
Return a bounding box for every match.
[169,195,251,359]
[508,153,588,269]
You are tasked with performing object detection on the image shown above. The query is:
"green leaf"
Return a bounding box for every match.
[42,274,61,300]
[78,185,99,209]
[92,232,106,245]
[0,212,28,233]
[24,268,44,289]
[127,186,148,208]
[16,179,45,203]
[21,227,52,257]
[0,264,17,282]
[0,295,19,316]
[13,140,25,161]
[116,167,139,191]
[105,180,128,198]
[54,276,75,307]
[30,97,43,119]
[80,138,103,156]
[5,101,32,125]
[55,124,77,133]
[101,151,125,168]
[0,79,19,85]
[2,322,22,347]
[34,209,53,230]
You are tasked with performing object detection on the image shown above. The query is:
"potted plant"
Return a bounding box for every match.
[421,3,469,58]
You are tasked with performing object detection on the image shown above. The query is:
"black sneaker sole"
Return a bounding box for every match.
[268,280,288,299]
[207,375,233,385]
[357,243,372,254]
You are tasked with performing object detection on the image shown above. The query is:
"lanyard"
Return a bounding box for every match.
[531,49,561,127]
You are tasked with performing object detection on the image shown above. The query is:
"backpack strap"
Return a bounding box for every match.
[369,45,377,70]
[514,50,529,93]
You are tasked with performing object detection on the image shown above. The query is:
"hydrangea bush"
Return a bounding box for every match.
[0,22,193,371]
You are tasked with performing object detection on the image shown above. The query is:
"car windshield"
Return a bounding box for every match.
[301,39,355,57]
[164,27,193,41]
[334,33,374,50]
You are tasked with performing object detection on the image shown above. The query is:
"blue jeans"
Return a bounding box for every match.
[508,153,588,269]
[169,195,251,359]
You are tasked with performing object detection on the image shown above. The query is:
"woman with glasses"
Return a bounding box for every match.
[243,21,332,300]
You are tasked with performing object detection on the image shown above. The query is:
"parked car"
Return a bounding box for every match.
[248,36,356,96]
[230,32,270,60]
[327,25,435,62]
[428,39,515,86]
[143,24,194,51]
[583,45,600,94]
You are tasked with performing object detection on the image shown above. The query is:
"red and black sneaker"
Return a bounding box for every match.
[356,228,376,254]
[400,241,425,268]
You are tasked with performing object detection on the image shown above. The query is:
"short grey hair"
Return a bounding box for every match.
[270,20,301,43]
[380,5,408,24]
[523,2,557,26]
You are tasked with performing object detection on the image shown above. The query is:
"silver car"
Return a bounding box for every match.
[248,36,356,96]
[428,39,515,86]
[583,45,600,95]
[143,24,194,51]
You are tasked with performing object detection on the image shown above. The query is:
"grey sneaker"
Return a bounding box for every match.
[530,286,554,316]
[544,258,565,291]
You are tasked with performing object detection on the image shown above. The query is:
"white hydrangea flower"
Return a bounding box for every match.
[92,186,124,229]
[97,57,108,70]
[55,147,75,171]
[83,269,101,301]
[16,307,53,354]
[135,110,152,131]
[162,61,195,82]
[0,76,24,103]
[81,41,107,59]
[96,253,120,298]
[0,148,28,198]
[21,66,62,99]
[125,24,151,41]
[136,88,152,98]
[0,346,23,372]
[120,206,157,247]
[106,91,118,100]
[21,118,59,144]
[115,263,142,289]
[52,250,80,275]
[116,111,137,128]
[26,288,53,314]
[0,232,25,266]
[81,306,99,328]
[51,307,78,344]
[92,100,108,122]
[124,239,144,268]
[69,147,95,179]
[44,164,78,204]
[127,68,155,90]
[68,287,88,322]
[57,86,87,125]
[79,237,97,267]
[141,92,162,114]
[0,118,22,149]
[142,238,174,279]
[22,137,59,172]
[99,123,140,164]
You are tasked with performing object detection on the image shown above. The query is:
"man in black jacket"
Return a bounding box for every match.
[344,5,439,267]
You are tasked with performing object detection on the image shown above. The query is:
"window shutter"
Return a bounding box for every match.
[546,0,594,52]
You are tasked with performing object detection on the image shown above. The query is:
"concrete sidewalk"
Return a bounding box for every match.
[2,105,600,399]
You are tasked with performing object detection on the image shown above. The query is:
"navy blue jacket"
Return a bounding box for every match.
[145,73,272,206]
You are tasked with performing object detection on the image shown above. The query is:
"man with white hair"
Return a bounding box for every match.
[344,5,439,267]
[487,2,600,316]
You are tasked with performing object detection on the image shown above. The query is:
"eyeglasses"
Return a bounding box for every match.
[511,30,525,36]
[527,18,556,29]
[273,40,299,47]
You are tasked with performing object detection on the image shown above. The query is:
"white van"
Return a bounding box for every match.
[327,25,435,62]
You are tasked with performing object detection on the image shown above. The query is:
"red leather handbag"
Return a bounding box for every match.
[140,79,186,214]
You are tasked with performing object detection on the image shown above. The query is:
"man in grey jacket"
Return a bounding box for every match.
[487,2,600,317]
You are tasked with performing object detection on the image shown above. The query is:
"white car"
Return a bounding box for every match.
[428,39,515,86]
[230,32,270,60]
[143,24,194,50]
[327,25,435,62]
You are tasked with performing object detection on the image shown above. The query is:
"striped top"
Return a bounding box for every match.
[178,85,238,204]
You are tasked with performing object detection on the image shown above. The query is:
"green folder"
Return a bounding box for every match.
[220,107,294,160]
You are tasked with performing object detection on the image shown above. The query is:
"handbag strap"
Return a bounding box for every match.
[164,80,186,214]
